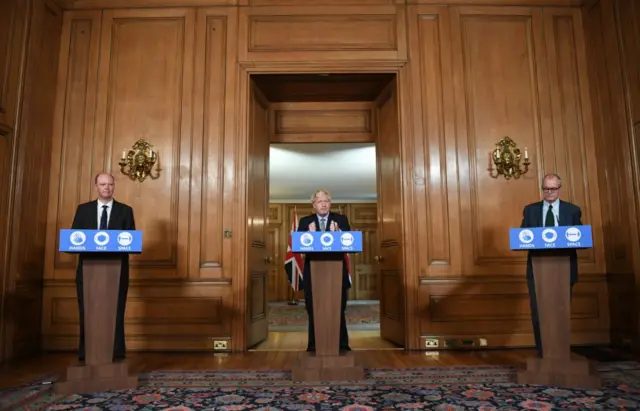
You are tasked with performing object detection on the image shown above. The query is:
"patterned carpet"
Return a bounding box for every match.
[269,300,380,331]
[4,361,640,410]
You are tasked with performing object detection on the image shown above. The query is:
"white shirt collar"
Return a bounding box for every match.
[98,199,114,208]
[544,199,560,210]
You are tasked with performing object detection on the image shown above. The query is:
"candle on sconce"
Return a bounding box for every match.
[524,147,528,158]
[121,150,126,160]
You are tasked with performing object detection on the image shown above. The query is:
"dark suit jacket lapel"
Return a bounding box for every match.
[558,201,568,226]
[108,201,121,229]
[87,200,98,229]
[534,202,543,227]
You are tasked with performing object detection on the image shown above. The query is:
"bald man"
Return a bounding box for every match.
[71,173,135,362]
[520,173,582,358]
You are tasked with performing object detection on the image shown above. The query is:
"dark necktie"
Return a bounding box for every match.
[544,205,555,227]
[320,218,326,231]
[100,205,108,229]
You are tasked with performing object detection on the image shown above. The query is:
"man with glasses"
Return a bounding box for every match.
[297,189,351,353]
[520,173,582,357]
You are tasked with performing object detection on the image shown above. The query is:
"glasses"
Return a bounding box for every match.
[542,187,560,192]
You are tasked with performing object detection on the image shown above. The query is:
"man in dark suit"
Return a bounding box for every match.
[71,172,136,362]
[297,189,351,352]
[520,173,582,357]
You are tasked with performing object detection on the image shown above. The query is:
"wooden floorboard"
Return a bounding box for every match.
[0,330,634,391]
[0,348,536,389]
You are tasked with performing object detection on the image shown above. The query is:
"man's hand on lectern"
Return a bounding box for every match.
[308,222,317,231]
[330,221,339,231]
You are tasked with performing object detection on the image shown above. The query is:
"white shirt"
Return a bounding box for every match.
[542,199,560,226]
[316,213,329,231]
[97,199,114,229]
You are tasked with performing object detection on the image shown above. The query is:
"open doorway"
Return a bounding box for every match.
[244,73,405,352]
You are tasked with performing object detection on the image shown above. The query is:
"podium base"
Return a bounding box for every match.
[517,357,601,389]
[54,360,138,395]
[291,351,365,381]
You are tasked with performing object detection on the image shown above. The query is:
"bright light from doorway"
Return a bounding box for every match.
[269,143,377,202]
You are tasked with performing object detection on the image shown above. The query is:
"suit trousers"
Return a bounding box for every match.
[303,279,349,350]
[76,260,129,360]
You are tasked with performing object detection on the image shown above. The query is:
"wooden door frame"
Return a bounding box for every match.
[231,60,420,351]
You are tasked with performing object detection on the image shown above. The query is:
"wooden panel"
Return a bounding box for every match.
[65,0,235,8]
[418,276,609,347]
[407,6,460,277]
[452,6,553,274]
[246,0,397,5]
[0,0,30,363]
[253,74,394,102]
[189,9,235,279]
[542,7,604,272]
[42,7,239,351]
[45,11,102,276]
[0,0,29,129]
[246,82,270,348]
[238,6,407,62]
[42,283,231,350]
[614,0,640,125]
[56,0,586,8]
[270,102,374,143]
[375,80,405,346]
[2,0,62,360]
[32,1,624,354]
[410,0,582,5]
[94,8,194,277]
[406,5,609,348]
[583,0,640,348]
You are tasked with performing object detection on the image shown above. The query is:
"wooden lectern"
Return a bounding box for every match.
[291,260,365,381]
[55,259,138,394]
[517,252,601,388]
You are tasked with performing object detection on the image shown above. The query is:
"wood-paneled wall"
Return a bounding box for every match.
[2,0,636,358]
[583,0,640,349]
[0,0,62,362]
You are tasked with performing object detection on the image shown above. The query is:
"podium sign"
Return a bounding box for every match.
[291,231,363,253]
[509,225,592,250]
[59,229,143,253]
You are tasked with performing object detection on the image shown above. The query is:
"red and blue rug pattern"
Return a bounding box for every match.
[3,362,640,410]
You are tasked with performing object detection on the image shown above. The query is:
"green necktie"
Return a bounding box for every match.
[320,218,326,231]
[545,205,555,227]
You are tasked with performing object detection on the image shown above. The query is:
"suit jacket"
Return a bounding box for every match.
[297,212,351,289]
[520,200,582,284]
[71,199,136,264]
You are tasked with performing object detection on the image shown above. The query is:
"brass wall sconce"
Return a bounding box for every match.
[118,139,160,182]
[489,136,530,180]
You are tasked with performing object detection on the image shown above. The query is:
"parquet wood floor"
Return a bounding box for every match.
[0,331,631,391]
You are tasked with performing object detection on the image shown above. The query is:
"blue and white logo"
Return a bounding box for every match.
[518,229,534,243]
[94,231,110,246]
[509,225,592,250]
[291,231,363,253]
[340,232,354,247]
[320,233,334,247]
[300,233,314,247]
[565,227,581,242]
[118,232,133,246]
[541,228,558,243]
[59,229,142,253]
[70,231,86,246]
